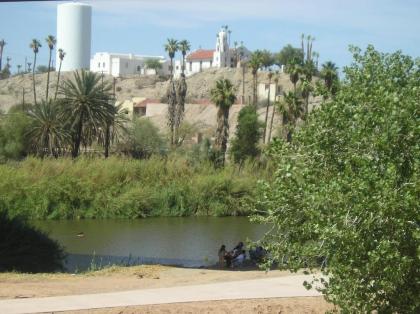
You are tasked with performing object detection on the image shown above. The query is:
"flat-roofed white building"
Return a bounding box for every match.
[90,52,169,77]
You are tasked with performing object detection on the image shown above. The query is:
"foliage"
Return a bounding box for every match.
[0,209,64,273]
[0,111,31,161]
[230,106,263,164]
[275,44,303,66]
[0,156,268,219]
[119,118,166,159]
[210,79,236,166]
[259,49,275,69]
[36,65,50,73]
[252,46,420,313]
[144,58,162,71]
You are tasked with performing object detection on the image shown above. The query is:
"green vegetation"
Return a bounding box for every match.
[144,58,162,72]
[0,210,64,272]
[253,46,419,312]
[0,156,268,219]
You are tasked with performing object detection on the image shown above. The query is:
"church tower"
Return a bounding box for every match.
[213,26,230,68]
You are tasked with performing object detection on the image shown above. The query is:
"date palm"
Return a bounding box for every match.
[320,61,338,93]
[54,49,65,100]
[210,79,236,166]
[59,70,114,158]
[280,91,303,142]
[175,74,187,145]
[164,38,178,78]
[300,77,313,116]
[30,39,42,105]
[45,35,56,100]
[0,39,5,71]
[27,100,70,157]
[286,59,301,93]
[249,51,262,105]
[178,40,190,75]
[268,75,279,143]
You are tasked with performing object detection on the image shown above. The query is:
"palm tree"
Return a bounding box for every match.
[210,79,236,166]
[100,103,128,158]
[249,51,262,106]
[268,75,279,143]
[175,74,187,145]
[30,39,42,105]
[300,77,313,116]
[45,35,56,100]
[280,91,303,142]
[27,62,32,73]
[263,71,273,143]
[178,40,190,75]
[54,49,65,100]
[17,64,22,74]
[27,100,70,157]
[0,39,6,72]
[164,38,178,78]
[286,59,301,93]
[59,70,114,158]
[320,61,338,94]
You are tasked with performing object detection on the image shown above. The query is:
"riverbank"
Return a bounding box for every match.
[0,157,270,219]
[0,265,334,313]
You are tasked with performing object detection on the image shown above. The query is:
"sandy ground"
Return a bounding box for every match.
[0,266,334,313]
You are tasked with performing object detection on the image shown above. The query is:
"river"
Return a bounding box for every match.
[35,217,268,272]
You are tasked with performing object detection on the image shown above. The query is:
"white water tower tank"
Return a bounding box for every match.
[56,2,92,71]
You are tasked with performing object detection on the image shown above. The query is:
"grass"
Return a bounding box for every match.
[0,156,270,219]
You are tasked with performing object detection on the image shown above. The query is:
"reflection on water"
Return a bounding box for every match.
[34,217,268,272]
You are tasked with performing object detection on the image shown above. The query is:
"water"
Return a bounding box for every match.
[34,217,268,272]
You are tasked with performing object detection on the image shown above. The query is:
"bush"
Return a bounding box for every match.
[0,210,65,273]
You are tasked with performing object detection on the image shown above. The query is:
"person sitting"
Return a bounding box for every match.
[231,241,244,259]
[218,245,226,268]
[232,250,246,268]
[249,246,266,263]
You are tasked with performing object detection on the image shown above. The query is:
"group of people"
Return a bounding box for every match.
[218,242,267,268]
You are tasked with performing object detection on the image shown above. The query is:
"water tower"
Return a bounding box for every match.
[56,2,92,71]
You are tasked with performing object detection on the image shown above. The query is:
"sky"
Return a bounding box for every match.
[1,0,419,72]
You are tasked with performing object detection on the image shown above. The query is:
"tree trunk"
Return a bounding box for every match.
[54,60,62,100]
[46,48,52,100]
[263,77,271,143]
[32,53,37,105]
[104,123,110,158]
[72,113,83,158]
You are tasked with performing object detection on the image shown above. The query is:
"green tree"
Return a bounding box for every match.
[263,71,273,143]
[178,39,191,75]
[164,38,178,145]
[210,79,236,166]
[0,111,31,161]
[27,100,69,157]
[253,46,420,313]
[320,61,339,96]
[285,59,301,93]
[267,75,280,143]
[230,105,263,164]
[120,118,166,159]
[144,58,163,74]
[249,51,262,105]
[30,39,42,105]
[45,35,56,100]
[164,38,178,78]
[275,44,303,67]
[260,49,274,69]
[54,49,65,100]
[279,91,304,142]
[0,39,5,72]
[59,70,114,158]
[100,103,129,158]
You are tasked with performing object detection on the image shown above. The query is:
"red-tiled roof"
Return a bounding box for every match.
[133,98,160,108]
[186,49,215,61]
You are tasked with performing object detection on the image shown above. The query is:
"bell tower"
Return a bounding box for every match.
[213,26,230,68]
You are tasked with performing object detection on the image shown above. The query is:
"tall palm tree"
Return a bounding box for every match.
[210,79,236,166]
[280,91,303,142]
[286,59,301,93]
[54,49,65,100]
[249,51,262,106]
[30,39,42,105]
[45,35,56,100]
[263,71,273,143]
[27,100,70,157]
[175,74,187,145]
[178,40,190,75]
[0,39,6,72]
[59,70,114,158]
[320,61,338,94]
[300,77,313,117]
[268,75,279,143]
[164,38,178,78]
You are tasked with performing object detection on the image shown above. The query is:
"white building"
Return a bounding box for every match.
[174,27,251,77]
[90,52,169,77]
[56,3,92,71]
